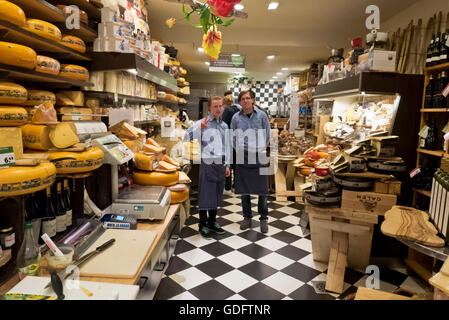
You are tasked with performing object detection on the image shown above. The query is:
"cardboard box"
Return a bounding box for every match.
[358,50,396,72]
[374,180,402,195]
[98,22,133,40]
[341,190,397,216]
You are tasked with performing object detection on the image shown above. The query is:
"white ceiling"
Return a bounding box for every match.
[147,0,420,83]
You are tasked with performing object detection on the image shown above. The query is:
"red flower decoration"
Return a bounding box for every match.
[207,0,241,17]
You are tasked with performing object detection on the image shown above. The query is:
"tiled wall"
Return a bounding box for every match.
[229,80,285,108]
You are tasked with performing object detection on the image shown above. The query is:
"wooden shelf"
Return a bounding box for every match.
[9,0,97,42]
[84,91,156,104]
[157,98,179,105]
[421,108,449,113]
[425,62,449,73]
[416,148,445,157]
[134,120,160,126]
[414,188,431,198]
[0,19,91,61]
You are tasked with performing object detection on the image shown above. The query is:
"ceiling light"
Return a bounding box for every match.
[198,48,204,53]
[268,1,279,10]
[127,69,138,75]
[276,72,283,75]
[267,55,275,59]
[282,67,288,71]
[232,54,240,57]
[205,62,210,65]
[273,76,278,79]
[234,4,244,10]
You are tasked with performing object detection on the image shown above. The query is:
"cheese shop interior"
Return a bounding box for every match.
[1,0,449,304]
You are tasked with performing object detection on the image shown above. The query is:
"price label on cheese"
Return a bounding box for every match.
[0,146,15,168]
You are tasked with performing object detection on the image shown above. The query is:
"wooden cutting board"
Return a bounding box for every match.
[381,206,445,247]
[78,229,157,279]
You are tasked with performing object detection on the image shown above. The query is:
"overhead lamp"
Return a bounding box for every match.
[127,69,138,75]
[268,1,279,10]
[234,4,244,10]
[232,54,241,57]
[198,47,204,53]
[282,67,288,71]
[276,72,283,75]
[205,61,210,65]
[267,55,275,59]
[273,76,278,79]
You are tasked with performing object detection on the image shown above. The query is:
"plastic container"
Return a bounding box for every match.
[45,245,74,271]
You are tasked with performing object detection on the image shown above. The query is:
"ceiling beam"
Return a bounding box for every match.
[163,0,248,18]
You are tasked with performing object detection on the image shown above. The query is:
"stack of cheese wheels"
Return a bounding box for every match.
[168,184,189,204]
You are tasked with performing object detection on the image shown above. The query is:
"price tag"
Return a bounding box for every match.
[418,125,429,138]
[442,123,449,134]
[410,168,421,178]
[0,146,15,168]
[442,83,449,98]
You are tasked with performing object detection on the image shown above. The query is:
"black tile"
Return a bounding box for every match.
[153,277,186,300]
[276,245,309,261]
[338,285,359,300]
[288,284,335,300]
[305,234,311,240]
[179,226,198,239]
[280,263,322,283]
[271,231,301,244]
[238,243,272,259]
[189,207,198,215]
[190,280,236,300]
[201,242,234,257]
[238,261,278,281]
[267,202,284,210]
[288,202,305,210]
[185,215,200,226]
[343,268,366,285]
[174,239,197,255]
[215,217,234,227]
[217,208,234,217]
[378,267,409,286]
[239,282,285,300]
[269,210,289,220]
[164,256,192,276]
[238,230,267,242]
[196,258,235,278]
[269,220,295,231]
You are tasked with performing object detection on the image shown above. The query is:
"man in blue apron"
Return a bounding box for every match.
[231,90,271,233]
[184,96,231,238]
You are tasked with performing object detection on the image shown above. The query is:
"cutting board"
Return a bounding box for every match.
[79,229,157,279]
[381,206,445,247]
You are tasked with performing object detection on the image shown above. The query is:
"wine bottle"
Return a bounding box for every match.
[433,33,442,66]
[55,182,67,233]
[434,73,443,108]
[440,71,448,108]
[63,179,72,228]
[425,119,438,150]
[426,37,434,68]
[440,32,448,64]
[425,74,434,108]
[42,187,56,238]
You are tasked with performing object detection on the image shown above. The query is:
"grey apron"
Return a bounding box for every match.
[235,151,269,196]
[198,161,226,210]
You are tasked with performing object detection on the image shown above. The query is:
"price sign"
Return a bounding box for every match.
[0,146,15,168]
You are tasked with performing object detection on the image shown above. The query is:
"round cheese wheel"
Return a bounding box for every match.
[0,162,56,197]
[36,55,60,75]
[47,147,104,174]
[61,35,86,53]
[21,123,53,150]
[23,90,56,107]
[0,106,28,126]
[169,185,189,204]
[0,41,37,70]
[133,170,179,187]
[0,1,26,27]
[59,64,89,81]
[0,82,27,104]
[23,19,62,42]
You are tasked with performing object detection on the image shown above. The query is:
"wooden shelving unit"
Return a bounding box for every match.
[84,91,156,105]
[416,148,445,157]
[421,108,449,112]
[414,188,431,198]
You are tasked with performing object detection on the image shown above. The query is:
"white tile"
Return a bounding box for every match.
[183,234,217,248]
[216,270,258,293]
[258,252,295,270]
[222,197,241,205]
[222,204,243,213]
[169,291,199,300]
[220,235,252,249]
[222,223,245,235]
[221,213,244,223]
[285,226,305,237]
[262,225,282,236]
[277,206,300,215]
[218,250,255,268]
[177,248,215,266]
[400,276,432,294]
[280,215,300,225]
[170,267,212,290]
[290,238,312,253]
[253,215,276,223]
[298,254,328,272]
[354,275,398,293]
[282,296,293,300]
[255,237,288,251]
[262,272,304,295]
[226,294,246,300]
[274,201,294,206]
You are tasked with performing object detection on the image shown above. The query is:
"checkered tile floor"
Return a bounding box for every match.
[154,190,432,300]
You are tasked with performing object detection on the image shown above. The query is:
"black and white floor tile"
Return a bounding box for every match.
[154,190,432,300]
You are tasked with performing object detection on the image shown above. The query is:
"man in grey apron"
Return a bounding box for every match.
[184,96,231,238]
[231,90,271,233]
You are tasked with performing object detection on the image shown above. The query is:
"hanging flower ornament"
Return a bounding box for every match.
[166,0,241,59]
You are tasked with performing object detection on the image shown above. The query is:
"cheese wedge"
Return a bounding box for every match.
[163,154,180,168]
[0,127,23,159]
[134,152,156,171]
[146,137,161,148]
[142,144,165,154]
[120,122,146,139]
[57,91,84,106]
[158,160,177,171]
[49,122,79,149]
[178,171,191,183]
[21,124,53,150]
[123,139,143,153]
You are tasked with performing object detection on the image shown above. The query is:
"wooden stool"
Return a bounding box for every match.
[275,158,303,203]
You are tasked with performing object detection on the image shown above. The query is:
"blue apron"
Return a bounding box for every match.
[198,161,226,210]
[234,151,269,196]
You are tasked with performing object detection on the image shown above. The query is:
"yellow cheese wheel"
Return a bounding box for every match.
[0,42,37,70]
[0,1,26,27]
[0,106,28,126]
[47,147,104,174]
[21,124,53,150]
[24,107,36,118]
[168,184,189,204]
[36,55,60,75]
[59,64,89,81]
[61,35,86,53]
[0,162,56,197]
[133,170,179,187]
[0,82,27,104]
[58,107,92,121]
[23,19,61,42]
[23,90,56,107]
[134,152,155,171]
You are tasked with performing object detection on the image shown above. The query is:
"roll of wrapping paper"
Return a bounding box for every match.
[59,221,93,246]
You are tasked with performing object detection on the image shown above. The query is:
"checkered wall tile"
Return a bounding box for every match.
[230,81,285,107]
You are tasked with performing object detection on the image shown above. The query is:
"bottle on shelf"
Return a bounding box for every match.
[439,71,448,108]
[432,33,441,66]
[63,179,72,228]
[425,118,438,150]
[433,73,443,108]
[55,182,67,233]
[426,36,434,68]
[16,221,40,280]
[441,32,448,64]
[425,74,434,108]
[41,186,56,238]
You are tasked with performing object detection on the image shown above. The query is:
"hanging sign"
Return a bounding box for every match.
[209,54,246,73]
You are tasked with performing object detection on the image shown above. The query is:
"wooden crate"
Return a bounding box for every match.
[373,179,402,195]
[274,159,303,203]
[341,190,397,216]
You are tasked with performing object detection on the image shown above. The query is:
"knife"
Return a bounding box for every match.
[44,239,115,290]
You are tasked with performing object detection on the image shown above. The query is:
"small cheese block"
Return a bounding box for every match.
[23,90,56,107]
[178,171,191,183]
[123,139,143,154]
[61,35,86,53]
[57,91,84,107]
[134,152,156,171]
[158,160,177,171]
[23,19,62,42]
[21,124,53,150]
[163,154,180,168]
[36,55,60,75]
[56,93,74,106]
[146,137,161,148]
[0,42,37,70]
[49,122,79,149]
[59,64,89,81]
[0,127,23,159]
[0,82,27,105]
[0,106,28,126]
[120,122,146,139]
[58,107,92,121]
[31,101,57,123]
[142,144,165,154]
